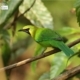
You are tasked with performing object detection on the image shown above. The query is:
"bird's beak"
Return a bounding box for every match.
[18,29,25,32]
[18,28,30,34]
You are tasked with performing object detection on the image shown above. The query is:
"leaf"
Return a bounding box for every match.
[74,0,80,26]
[31,60,38,71]
[50,52,67,79]
[19,0,53,29]
[56,27,80,36]
[74,0,80,8]
[31,44,46,70]
[39,72,50,80]
[0,29,10,43]
[0,0,23,26]
[0,29,11,66]
[1,39,11,66]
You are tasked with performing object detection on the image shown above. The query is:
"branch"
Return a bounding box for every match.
[0,38,80,71]
[11,11,19,36]
[18,0,36,18]
[53,65,80,80]
[4,0,36,29]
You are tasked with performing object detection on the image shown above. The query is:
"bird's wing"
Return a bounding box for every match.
[35,28,63,42]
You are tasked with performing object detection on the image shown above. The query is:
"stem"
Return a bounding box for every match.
[0,38,80,71]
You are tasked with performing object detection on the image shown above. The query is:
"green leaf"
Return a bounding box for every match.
[74,0,80,8]
[31,61,38,71]
[74,0,80,26]
[1,39,11,66]
[31,45,46,70]
[0,29,11,66]
[56,27,80,36]
[0,0,23,26]
[50,52,67,79]
[19,0,53,29]
[39,72,50,80]
[0,29,10,42]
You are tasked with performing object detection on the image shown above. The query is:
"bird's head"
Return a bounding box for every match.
[19,25,37,37]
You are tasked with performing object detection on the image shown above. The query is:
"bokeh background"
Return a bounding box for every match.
[0,0,80,80]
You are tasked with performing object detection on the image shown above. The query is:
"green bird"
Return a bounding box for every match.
[19,25,74,57]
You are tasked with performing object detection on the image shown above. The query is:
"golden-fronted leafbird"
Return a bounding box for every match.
[19,25,74,57]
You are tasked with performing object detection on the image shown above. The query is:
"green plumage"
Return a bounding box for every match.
[19,25,74,57]
[34,28,74,57]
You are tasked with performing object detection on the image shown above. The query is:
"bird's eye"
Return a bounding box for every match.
[26,28,29,31]
[25,28,30,34]
[19,28,30,35]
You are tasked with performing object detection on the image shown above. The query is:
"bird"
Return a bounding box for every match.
[19,25,74,57]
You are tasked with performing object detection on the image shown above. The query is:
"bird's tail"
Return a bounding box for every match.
[57,42,74,57]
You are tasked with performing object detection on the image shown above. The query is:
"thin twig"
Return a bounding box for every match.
[4,0,36,29]
[53,65,80,80]
[0,38,80,71]
[11,11,19,36]
[18,0,36,18]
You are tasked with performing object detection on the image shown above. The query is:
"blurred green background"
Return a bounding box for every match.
[0,0,80,80]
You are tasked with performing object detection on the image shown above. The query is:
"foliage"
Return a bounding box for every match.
[75,0,80,26]
[0,0,23,27]
[19,0,53,29]
[0,0,80,80]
